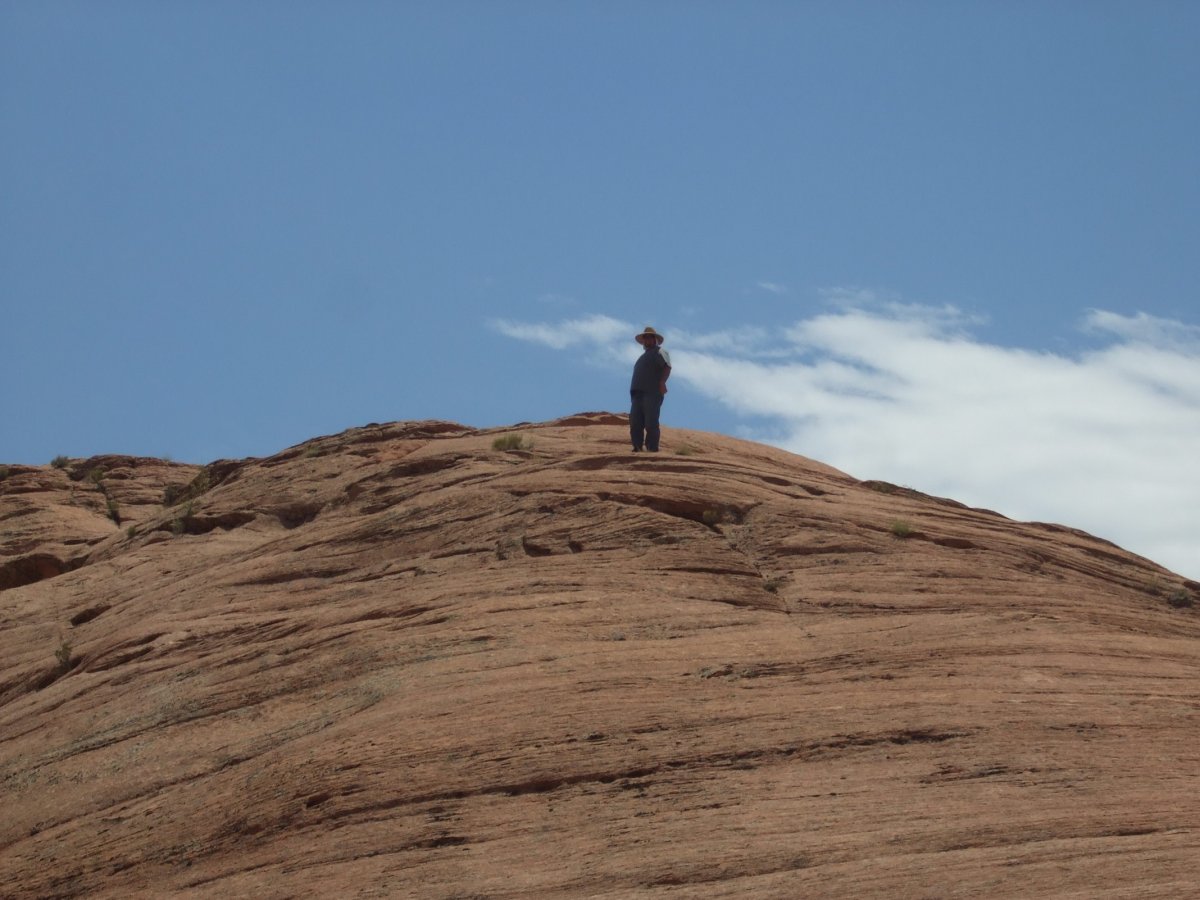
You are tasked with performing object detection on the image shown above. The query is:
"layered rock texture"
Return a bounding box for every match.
[2,413,1198,898]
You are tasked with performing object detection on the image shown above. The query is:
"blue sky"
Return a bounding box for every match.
[2,2,1197,579]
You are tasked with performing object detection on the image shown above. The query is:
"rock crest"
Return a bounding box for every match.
[2,414,1198,897]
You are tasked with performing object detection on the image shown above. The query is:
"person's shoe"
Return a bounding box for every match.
[631,446,642,452]
[646,448,659,453]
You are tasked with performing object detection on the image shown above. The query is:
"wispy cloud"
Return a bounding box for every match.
[1085,308,1200,354]
[493,300,1200,580]
[670,325,777,356]
[756,280,788,294]
[490,314,630,350]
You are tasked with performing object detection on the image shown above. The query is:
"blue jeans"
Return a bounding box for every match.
[630,390,663,451]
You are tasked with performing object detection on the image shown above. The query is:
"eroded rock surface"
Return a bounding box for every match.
[0,456,200,593]
[2,414,1198,898]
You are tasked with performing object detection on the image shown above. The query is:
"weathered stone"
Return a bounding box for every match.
[1,413,1197,897]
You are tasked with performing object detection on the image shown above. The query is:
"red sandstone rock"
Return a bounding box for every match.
[0,457,200,592]
[1,414,1197,898]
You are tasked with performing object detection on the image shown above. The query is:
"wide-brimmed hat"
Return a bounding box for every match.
[635,326,664,345]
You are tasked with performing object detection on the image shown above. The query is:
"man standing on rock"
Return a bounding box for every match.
[629,326,671,453]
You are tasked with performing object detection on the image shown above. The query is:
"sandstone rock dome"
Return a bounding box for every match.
[2,414,1198,897]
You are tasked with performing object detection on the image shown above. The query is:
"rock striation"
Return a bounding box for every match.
[1,413,1198,898]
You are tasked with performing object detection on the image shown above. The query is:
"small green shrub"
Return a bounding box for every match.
[492,434,530,451]
[87,467,106,484]
[170,501,194,536]
[890,520,914,539]
[0,466,9,482]
[126,525,137,538]
[674,445,699,456]
[106,498,121,525]
[165,470,212,508]
[763,577,785,594]
[55,639,72,672]
[51,455,70,469]
[1167,589,1193,609]
[701,509,722,526]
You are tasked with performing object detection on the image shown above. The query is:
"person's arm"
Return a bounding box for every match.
[659,349,671,394]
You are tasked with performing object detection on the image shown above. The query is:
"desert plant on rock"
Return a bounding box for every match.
[50,455,70,469]
[890,520,914,539]
[1167,589,1193,609]
[165,469,214,509]
[169,501,196,536]
[492,434,530,451]
[54,639,72,672]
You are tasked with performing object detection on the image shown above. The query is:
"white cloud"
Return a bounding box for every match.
[494,303,1200,581]
[670,325,775,356]
[490,314,631,350]
[756,280,788,294]
[1085,308,1200,351]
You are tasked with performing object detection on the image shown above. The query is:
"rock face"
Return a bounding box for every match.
[0,456,200,593]
[1,413,1198,898]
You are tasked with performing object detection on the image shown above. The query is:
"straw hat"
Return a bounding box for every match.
[635,326,664,346]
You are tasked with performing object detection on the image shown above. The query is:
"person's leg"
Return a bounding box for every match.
[629,391,645,450]
[644,393,663,451]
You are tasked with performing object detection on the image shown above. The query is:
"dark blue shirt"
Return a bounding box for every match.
[630,346,670,393]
